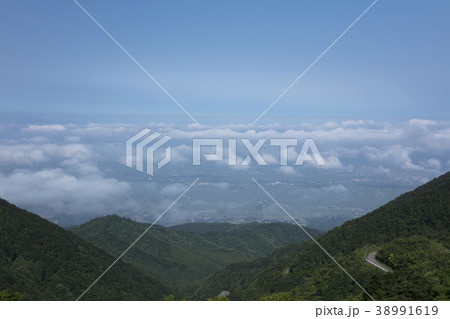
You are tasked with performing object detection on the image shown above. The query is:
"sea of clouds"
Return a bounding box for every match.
[0,119,448,226]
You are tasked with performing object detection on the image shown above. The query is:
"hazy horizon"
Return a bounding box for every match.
[1,0,449,228]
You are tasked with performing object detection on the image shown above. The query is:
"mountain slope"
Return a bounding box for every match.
[368,236,449,300]
[195,172,450,300]
[0,198,169,300]
[70,216,320,294]
[170,223,240,233]
[172,221,321,257]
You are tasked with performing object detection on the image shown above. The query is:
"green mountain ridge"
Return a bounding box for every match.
[0,198,169,300]
[170,222,241,233]
[194,172,450,300]
[1,171,448,301]
[69,216,320,294]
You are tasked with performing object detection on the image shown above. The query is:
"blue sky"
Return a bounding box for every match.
[0,1,449,226]
[1,0,449,125]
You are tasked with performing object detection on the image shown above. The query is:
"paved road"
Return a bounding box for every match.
[365,251,393,272]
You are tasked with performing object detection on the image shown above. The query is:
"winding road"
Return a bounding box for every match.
[365,251,393,272]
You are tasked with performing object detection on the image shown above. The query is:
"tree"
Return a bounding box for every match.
[0,289,24,301]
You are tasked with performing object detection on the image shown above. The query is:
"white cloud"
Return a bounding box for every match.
[3,120,450,173]
[145,120,449,172]
[366,145,423,170]
[60,158,100,175]
[323,156,344,169]
[408,119,437,127]
[65,136,81,143]
[262,153,278,165]
[160,183,187,196]
[375,166,392,174]
[0,144,47,165]
[322,184,348,193]
[71,124,137,139]
[170,144,192,163]
[0,143,93,166]
[323,121,339,129]
[22,124,66,133]
[0,119,448,224]
[24,136,50,144]
[0,169,130,216]
[278,166,297,175]
[424,158,441,170]
[341,120,367,127]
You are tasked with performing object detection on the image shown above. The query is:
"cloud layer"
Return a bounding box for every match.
[0,119,448,225]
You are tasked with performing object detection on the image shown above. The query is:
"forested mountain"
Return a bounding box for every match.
[70,216,319,294]
[1,172,448,301]
[194,172,450,301]
[172,221,320,257]
[0,198,169,301]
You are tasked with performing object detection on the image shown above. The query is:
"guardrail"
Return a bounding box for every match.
[364,256,392,272]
